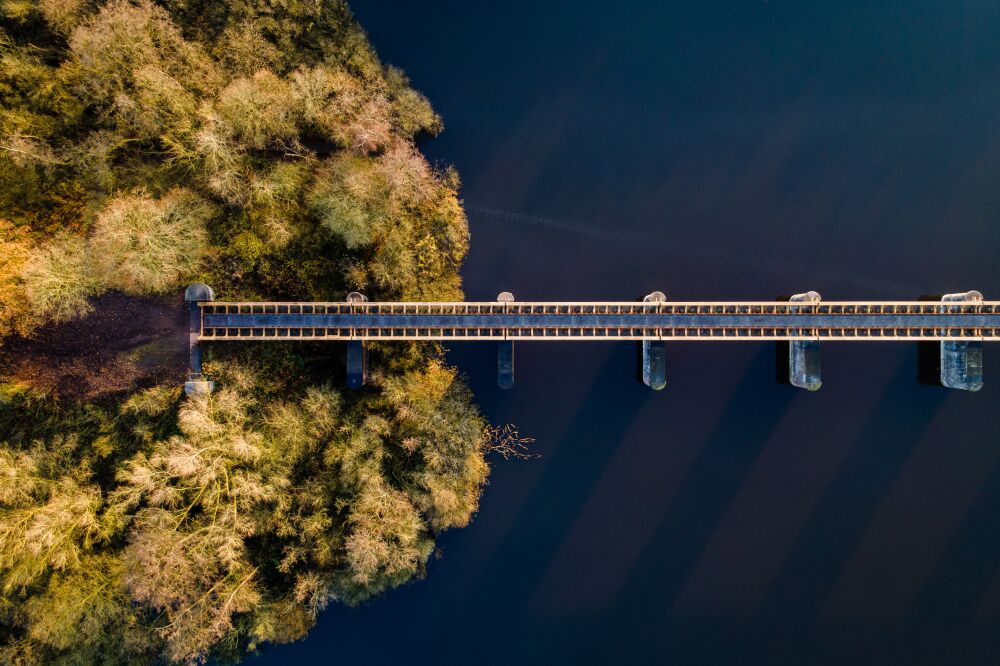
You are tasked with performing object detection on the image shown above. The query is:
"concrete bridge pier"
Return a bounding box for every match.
[497,292,515,389]
[184,283,215,396]
[346,292,368,389]
[642,291,667,390]
[941,291,983,391]
[789,291,822,391]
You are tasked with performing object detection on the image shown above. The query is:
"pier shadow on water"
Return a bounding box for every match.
[746,350,947,662]
[907,453,1000,630]
[541,348,952,666]
[772,293,798,386]
[550,346,798,663]
[467,345,652,608]
[917,295,946,386]
[916,341,943,386]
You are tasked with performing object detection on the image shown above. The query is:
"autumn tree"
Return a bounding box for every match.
[0,0,502,663]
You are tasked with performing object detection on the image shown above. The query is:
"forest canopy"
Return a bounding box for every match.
[0,0,494,663]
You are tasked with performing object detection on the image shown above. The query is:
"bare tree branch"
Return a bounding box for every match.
[482,424,538,461]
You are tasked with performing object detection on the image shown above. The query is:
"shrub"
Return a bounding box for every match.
[344,478,430,588]
[69,0,220,104]
[306,154,387,248]
[22,555,142,657]
[0,450,104,592]
[290,64,392,153]
[37,0,92,35]
[385,66,442,138]
[217,70,298,151]
[89,188,213,294]
[126,65,199,142]
[215,20,283,77]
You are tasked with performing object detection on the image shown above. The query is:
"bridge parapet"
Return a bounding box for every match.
[642,292,667,390]
[345,292,368,388]
[941,291,984,391]
[788,292,822,391]
[184,283,215,396]
[497,292,515,389]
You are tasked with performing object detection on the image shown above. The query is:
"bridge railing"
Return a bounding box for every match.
[198,300,999,316]
[181,287,993,393]
[195,300,1000,342]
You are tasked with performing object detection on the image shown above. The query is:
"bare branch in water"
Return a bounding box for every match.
[483,424,538,461]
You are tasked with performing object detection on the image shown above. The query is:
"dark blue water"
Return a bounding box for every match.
[257,2,1000,663]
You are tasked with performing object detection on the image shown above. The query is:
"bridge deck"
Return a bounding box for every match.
[198,301,1000,341]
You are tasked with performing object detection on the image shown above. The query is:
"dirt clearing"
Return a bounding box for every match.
[0,292,189,401]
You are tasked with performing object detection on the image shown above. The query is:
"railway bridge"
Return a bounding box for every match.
[183,284,994,394]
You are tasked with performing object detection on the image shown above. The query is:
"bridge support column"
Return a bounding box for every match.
[941,291,983,391]
[789,291,822,391]
[346,292,368,389]
[184,283,215,396]
[642,291,667,390]
[497,292,515,389]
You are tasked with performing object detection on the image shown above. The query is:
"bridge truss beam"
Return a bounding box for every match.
[185,286,996,393]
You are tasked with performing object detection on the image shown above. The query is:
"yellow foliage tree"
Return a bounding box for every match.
[0,219,34,339]
[90,188,213,294]
[19,234,100,324]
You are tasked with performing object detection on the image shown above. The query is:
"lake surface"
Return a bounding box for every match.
[256,2,1000,663]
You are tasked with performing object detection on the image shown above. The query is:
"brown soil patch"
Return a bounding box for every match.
[1,292,189,401]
